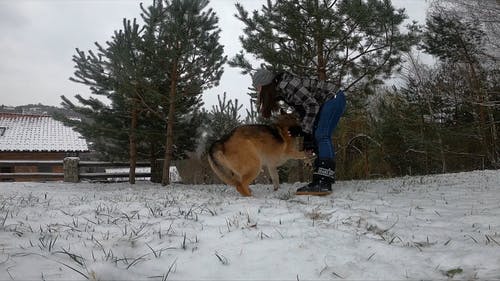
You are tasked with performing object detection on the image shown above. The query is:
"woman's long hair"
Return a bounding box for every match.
[257,80,280,118]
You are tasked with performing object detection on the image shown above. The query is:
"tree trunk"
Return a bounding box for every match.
[425,92,446,173]
[162,62,178,185]
[315,0,327,81]
[468,62,497,167]
[487,105,498,167]
[129,99,138,184]
[317,39,326,80]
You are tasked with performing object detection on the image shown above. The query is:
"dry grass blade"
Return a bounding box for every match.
[126,253,150,269]
[162,258,177,281]
[214,251,229,265]
[331,271,344,279]
[54,247,85,266]
[57,261,89,279]
[1,211,8,228]
[273,227,284,239]
[485,235,500,246]
[181,233,187,250]
[465,234,478,244]
[38,235,58,252]
[148,258,177,281]
[146,243,160,258]
[388,235,403,245]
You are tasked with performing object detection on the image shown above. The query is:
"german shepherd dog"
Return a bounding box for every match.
[208,114,307,196]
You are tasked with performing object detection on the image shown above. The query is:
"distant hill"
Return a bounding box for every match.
[0,104,82,119]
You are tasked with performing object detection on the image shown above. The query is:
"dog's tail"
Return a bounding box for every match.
[207,141,241,186]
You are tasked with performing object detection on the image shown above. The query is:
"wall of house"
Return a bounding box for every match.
[0,152,68,182]
[0,152,67,160]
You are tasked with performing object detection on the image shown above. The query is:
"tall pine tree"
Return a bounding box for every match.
[228,0,420,180]
[140,0,226,185]
[422,3,499,168]
[58,0,226,184]
[230,0,419,89]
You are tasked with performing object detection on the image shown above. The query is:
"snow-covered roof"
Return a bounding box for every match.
[0,113,89,152]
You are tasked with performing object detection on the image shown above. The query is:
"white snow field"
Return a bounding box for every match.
[0,170,499,280]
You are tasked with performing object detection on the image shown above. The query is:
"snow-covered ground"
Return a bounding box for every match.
[0,170,499,280]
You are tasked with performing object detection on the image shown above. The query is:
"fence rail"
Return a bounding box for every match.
[79,172,151,179]
[0,160,62,166]
[0,158,154,182]
[79,161,150,168]
[0,172,64,178]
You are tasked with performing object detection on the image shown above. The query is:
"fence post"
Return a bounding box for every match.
[64,157,80,183]
[151,159,163,183]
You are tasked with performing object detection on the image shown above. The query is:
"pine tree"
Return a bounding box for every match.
[58,0,226,184]
[104,19,145,183]
[433,0,500,61]
[140,0,227,185]
[230,0,419,89]
[59,35,133,163]
[59,18,156,183]
[422,3,499,168]
[203,93,243,149]
[229,0,420,180]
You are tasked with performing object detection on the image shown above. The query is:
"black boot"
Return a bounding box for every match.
[296,159,335,196]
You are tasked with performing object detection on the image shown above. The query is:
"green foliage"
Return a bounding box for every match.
[55,95,130,161]
[422,10,485,63]
[201,93,243,153]
[339,1,499,178]
[443,268,463,278]
[58,0,226,165]
[419,2,499,168]
[227,0,424,180]
[370,54,499,175]
[372,90,414,175]
[230,0,420,90]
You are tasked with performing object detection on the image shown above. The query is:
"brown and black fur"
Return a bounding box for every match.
[208,114,306,196]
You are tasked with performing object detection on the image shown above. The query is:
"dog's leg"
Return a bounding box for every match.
[236,184,252,197]
[233,154,262,197]
[236,170,255,196]
[238,185,252,196]
[267,166,280,191]
[238,166,261,196]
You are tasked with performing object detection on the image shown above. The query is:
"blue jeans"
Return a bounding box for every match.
[314,91,346,159]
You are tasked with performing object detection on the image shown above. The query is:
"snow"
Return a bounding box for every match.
[0,113,89,152]
[0,170,499,280]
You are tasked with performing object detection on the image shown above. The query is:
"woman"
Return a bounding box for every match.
[252,68,346,196]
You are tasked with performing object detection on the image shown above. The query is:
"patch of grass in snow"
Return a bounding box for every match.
[442,267,463,278]
[305,207,334,224]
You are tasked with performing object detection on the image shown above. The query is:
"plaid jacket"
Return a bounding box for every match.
[276,72,338,134]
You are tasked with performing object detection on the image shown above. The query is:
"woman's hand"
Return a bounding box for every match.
[287,126,315,151]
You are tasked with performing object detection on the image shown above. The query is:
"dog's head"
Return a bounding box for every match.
[273,111,300,131]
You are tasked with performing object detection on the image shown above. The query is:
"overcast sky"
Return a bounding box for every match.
[0,0,428,111]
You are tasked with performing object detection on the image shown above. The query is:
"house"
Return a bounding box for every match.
[0,113,89,182]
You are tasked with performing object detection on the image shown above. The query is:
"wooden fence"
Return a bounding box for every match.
[0,158,154,182]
